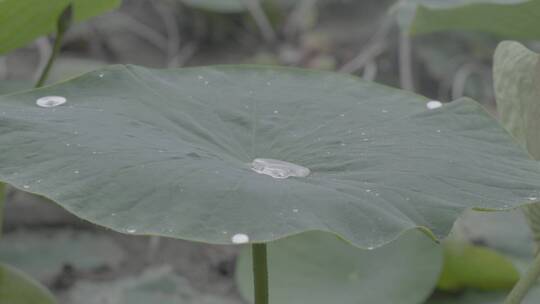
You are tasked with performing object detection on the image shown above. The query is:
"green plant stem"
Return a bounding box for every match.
[252,243,269,304]
[0,183,5,237]
[504,251,540,304]
[35,30,65,88]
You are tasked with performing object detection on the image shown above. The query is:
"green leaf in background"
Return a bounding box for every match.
[396,0,540,39]
[493,41,540,160]
[493,40,540,261]
[0,229,124,281]
[437,241,519,291]
[180,0,246,13]
[424,210,540,303]
[67,266,237,304]
[236,230,442,304]
[0,65,539,248]
[0,263,56,304]
[0,0,121,54]
[0,81,30,96]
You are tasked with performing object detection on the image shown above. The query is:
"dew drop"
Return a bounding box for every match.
[381,109,388,113]
[99,73,104,78]
[197,75,204,80]
[340,113,345,117]
[204,80,209,85]
[36,96,66,108]
[231,233,249,244]
[74,170,79,174]
[251,158,310,179]
[273,110,279,114]
[426,100,442,110]
[126,227,137,233]
[23,185,30,189]
[292,209,299,213]
[528,197,538,201]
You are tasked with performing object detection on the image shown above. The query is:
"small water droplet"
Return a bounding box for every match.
[126,227,137,233]
[340,113,345,117]
[365,189,371,193]
[366,246,375,250]
[23,185,30,189]
[292,209,299,213]
[273,110,279,114]
[74,170,79,174]
[266,81,272,86]
[528,197,538,201]
[36,96,66,108]
[251,158,310,179]
[99,73,104,78]
[436,129,441,133]
[381,109,388,113]
[426,100,442,110]
[197,75,204,80]
[231,233,249,244]
[204,80,209,85]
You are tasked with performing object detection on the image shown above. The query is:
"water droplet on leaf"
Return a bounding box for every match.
[426,100,442,110]
[231,233,249,244]
[251,158,310,179]
[36,96,66,108]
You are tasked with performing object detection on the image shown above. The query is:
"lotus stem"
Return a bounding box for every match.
[252,243,269,304]
[503,251,540,304]
[35,4,73,88]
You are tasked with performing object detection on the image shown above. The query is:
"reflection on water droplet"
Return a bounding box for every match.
[273,110,279,114]
[74,170,79,174]
[251,158,310,179]
[23,185,30,189]
[292,209,299,213]
[231,233,249,244]
[99,73,104,78]
[126,227,136,233]
[197,75,204,80]
[36,96,66,108]
[426,100,442,110]
[381,109,388,113]
[529,197,538,201]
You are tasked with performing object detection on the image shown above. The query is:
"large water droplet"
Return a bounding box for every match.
[36,96,66,108]
[231,233,249,244]
[251,158,310,179]
[426,100,442,110]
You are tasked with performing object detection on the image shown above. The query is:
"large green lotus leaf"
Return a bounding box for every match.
[237,230,442,304]
[0,229,124,280]
[180,0,246,13]
[68,266,237,304]
[0,65,539,247]
[396,0,540,39]
[0,0,121,54]
[0,263,56,304]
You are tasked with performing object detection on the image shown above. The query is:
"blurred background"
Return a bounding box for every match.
[1,0,539,303]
